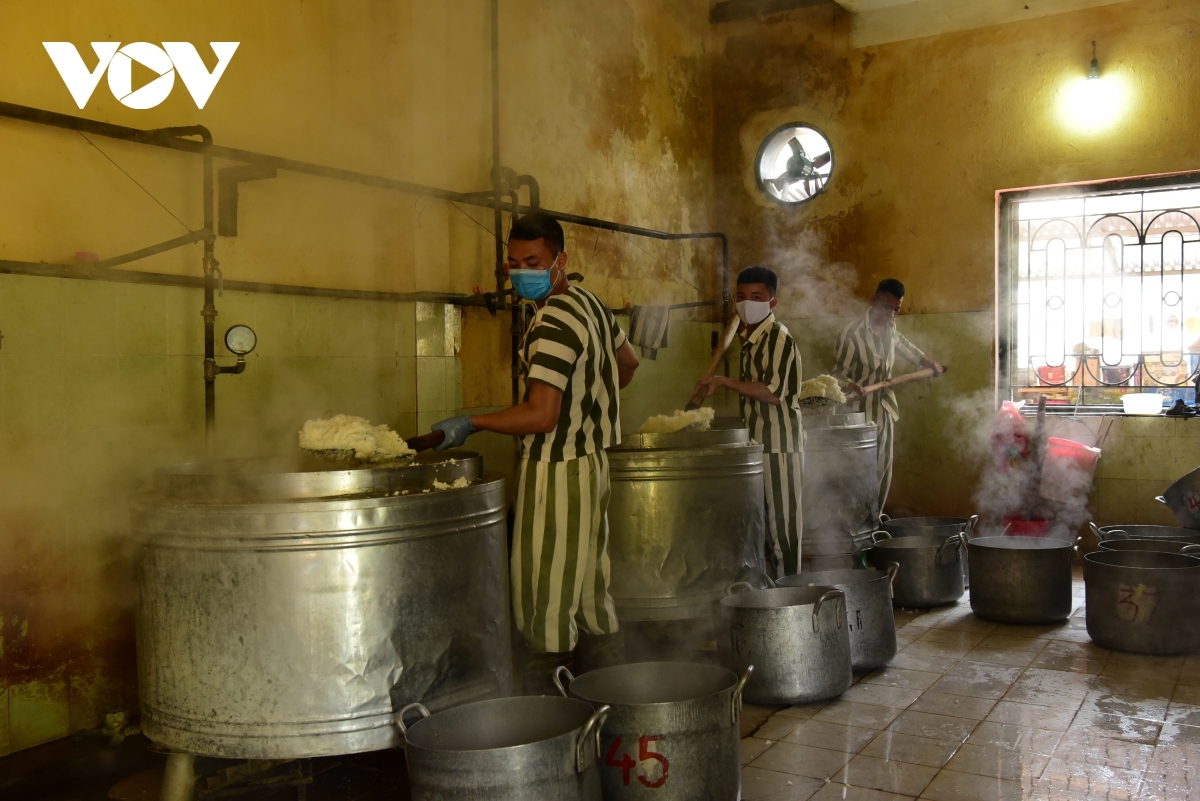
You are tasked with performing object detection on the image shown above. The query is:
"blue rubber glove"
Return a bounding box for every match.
[432,415,476,451]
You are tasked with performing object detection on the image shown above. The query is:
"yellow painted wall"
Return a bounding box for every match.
[0,0,718,756]
[711,0,1200,518]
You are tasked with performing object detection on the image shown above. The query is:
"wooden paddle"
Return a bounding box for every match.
[685,316,741,411]
[406,430,446,453]
[858,366,945,397]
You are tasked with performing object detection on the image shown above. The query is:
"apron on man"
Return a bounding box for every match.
[738,313,805,577]
[832,311,927,510]
[511,285,625,653]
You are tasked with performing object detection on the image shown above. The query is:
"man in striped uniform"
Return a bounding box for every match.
[833,279,944,511]
[432,213,640,688]
[695,266,805,577]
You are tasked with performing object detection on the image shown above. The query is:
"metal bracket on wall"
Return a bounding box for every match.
[218,164,278,236]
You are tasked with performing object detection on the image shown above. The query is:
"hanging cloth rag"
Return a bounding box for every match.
[629,305,671,360]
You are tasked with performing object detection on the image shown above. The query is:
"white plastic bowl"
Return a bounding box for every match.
[1121,393,1164,415]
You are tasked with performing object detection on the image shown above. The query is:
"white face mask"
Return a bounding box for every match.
[736,299,773,326]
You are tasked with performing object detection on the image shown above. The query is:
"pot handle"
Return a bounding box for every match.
[764,575,778,588]
[870,530,892,544]
[885,561,900,599]
[552,666,576,699]
[730,665,754,724]
[936,534,962,566]
[879,513,891,524]
[959,532,970,562]
[1182,544,1200,554]
[1106,529,1130,541]
[394,702,430,739]
[726,581,756,597]
[575,705,610,774]
[812,588,845,633]
[1088,522,1106,542]
[1156,495,1168,506]
[963,515,980,540]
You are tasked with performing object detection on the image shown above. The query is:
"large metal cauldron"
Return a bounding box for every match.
[1084,550,1200,655]
[553,662,750,800]
[880,515,977,587]
[801,411,879,569]
[607,420,766,620]
[967,537,1074,624]
[869,531,965,608]
[1099,539,1200,555]
[776,566,898,671]
[718,584,851,704]
[398,696,608,800]
[134,451,511,759]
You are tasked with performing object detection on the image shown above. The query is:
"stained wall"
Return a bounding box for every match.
[0,0,718,756]
[711,0,1200,518]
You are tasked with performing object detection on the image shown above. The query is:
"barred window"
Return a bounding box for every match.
[1000,175,1200,408]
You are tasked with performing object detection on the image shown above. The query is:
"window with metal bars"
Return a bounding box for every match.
[999,173,1200,409]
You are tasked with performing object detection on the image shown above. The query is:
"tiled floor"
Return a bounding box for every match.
[740,570,1200,800]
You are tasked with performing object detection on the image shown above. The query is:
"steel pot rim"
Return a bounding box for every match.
[968,536,1074,551]
[719,583,839,609]
[774,568,891,588]
[397,696,602,753]
[880,515,971,527]
[1083,550,1200,571]
[553,660,740,708]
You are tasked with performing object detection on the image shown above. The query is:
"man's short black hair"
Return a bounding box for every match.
[736,265,778,294]
[508,212,565,255]
[875,278,905,299]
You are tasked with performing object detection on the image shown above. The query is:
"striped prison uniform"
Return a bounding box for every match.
[832,311,927,511]
[511,285,624,654]
[738,313,806,577]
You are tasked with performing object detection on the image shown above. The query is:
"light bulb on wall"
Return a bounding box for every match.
[1059,40,1128,133]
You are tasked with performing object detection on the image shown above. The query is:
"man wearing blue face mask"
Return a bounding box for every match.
[694,266,805,577]
[432,213,640,690]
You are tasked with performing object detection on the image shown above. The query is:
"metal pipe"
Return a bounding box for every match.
[515,174,540,210]
[159,752,196,801]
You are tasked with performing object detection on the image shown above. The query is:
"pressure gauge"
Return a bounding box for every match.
[755,123,833,205]
[224,324,257,356]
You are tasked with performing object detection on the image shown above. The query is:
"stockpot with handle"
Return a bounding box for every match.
[552,661,751,800]
[717,583,852,705]
[1083,550,1200,655]
[967,536,1074,624]
[868,531,966,608]
[397,696,608,800]
[774,565,898,671]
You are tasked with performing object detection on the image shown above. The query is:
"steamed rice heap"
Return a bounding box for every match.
[638,406,716,434]
[800,375,847,404]
[299,414,416,462]
[432,477,471,490]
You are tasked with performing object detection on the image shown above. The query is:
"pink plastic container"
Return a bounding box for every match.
[1039,437,1102,503]
[1002,517,1051,537]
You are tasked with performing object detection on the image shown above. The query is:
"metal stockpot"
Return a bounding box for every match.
[717,583,852,704]
[967,537,1074,624]
[398,697,608,800]
[880,515,978,587]
[1099,539,1200,555]
[775,566,899,671]
[1084,550,1200,655]
[552,662,751,800]
[801,412,880,569]
[607,422,767,620]
[134,452,511,758]
[1091,523,1200,546]
[1157,466,1200,528]
[868,531,966,608]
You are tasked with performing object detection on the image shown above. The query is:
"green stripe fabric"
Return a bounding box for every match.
[832,312,926,422]
[522,285,623,462]
[738,314,804,453]
[763,453,803,576]
[510,451,619,653]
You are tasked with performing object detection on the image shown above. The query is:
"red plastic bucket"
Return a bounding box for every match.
[1002,517,1051,537]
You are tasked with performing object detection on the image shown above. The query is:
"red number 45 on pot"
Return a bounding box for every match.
[605,735,669,788]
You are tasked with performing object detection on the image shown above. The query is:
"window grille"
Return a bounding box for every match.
[999,175,1200,408]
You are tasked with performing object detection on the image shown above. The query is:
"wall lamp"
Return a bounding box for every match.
[1059,41,1128,133]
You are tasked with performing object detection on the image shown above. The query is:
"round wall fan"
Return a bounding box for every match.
[755,124,833,205]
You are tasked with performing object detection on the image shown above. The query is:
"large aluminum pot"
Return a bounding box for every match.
[397,697,608,800]
[775,566,899,671]
[717,583,852,704]
[1157,466,1200,528]
[967,537,1074,624]
[1091,523,1200,546]
[1099,539,1200,555]
[868,531,965,608]
[1084,550,1200,655]
[134,452,511,759]
[608,421,767,620]
[880,514,978,587]
[801,412,880,569]
[552,662,751,800]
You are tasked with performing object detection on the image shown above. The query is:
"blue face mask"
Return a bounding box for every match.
[509,257,561,301]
